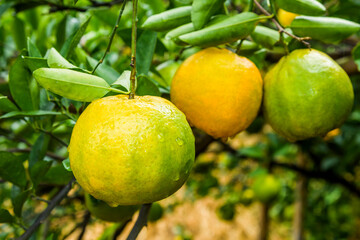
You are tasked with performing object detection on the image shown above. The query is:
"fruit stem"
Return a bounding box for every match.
[253,0,311,49]
[126,203,152,240]
[91,0,128,74]
[129,0,138,99]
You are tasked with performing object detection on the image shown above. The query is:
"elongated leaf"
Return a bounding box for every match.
[0,3,13,19]
[9,53,37,111]
[191,0,225,30]
[29,133,51,168]
[27,38,42,58]
[30,160,52,188]
[352,43,360,71]
[0,96,18,113]
[179,12,262,47]
[56,15,67,49]
[11,186,30,217]
[142,6,192,32]
[291,16,360,44]
[137,31,157,75]
[33,68,110,102]
[0,152,27,188]
[165,23,194,45]
[275,0,326,16]
[61,16,91,58]
[48,48,77,69]
[86,56,119,84]
[11,16,26,50]
[23,57,48,72]
[0,110,62,119]
[42,164,74,185]
[0,209,15,224]
[251,26,280,49]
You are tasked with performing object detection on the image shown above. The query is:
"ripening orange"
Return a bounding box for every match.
[171,47,263,139]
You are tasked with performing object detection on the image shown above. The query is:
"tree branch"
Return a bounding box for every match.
[126,203,152,240]
[253,0,311,48]
[17,178,76,240]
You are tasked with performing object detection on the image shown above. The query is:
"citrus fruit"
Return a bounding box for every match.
[263,49,354,142]
[239,188,254,206]
[148,202,164,222]
[69,95,195,206]
[252,175,281,203]
[85,193,139,222]
[171,47,263,139]
[277,9,299,27]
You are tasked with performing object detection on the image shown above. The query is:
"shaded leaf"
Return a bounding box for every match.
[352,43,360,71]
[0,110,62,120]
[0,209,15,224]
[9,53,37,111]
[291,16,360,44]
[42,164,74,185]
[11,16,26,50]
[23,56,48,72]
[275,0,326,16]
[30,160,52,188]
[0,152,27,188]
[11,186,30,218]
[27,37,42,58]
[136,75,161,96]
[137,30,157,75]
[29,133,51,168]
[0,96,18,113]
[111,71,131,92]
[86,56,119,84]
[61,16,91,58]
[251,26,280,49]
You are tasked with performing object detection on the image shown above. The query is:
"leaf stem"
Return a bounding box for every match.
[129,0,139,99]
[253,0,311,49]
[91,0,128,74]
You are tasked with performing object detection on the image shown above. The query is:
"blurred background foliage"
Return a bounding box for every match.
[0,0,360,239]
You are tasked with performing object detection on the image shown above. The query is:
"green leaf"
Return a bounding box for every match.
[0,110,62,119]
[0,3,13,19]
[9,53,37,111]
[11,16,27,50]
[27,38,42,58]
[86,56,119,85]
[33,68,111,102]
[191,0,225,30]
[251,26,280,49]
[275,0,326,16]
[142,6,192,32]
[179,12,263,47]
[48,48,77,69]
[61,16,91,58]
[165,23,195,45]
[136,75,161,96]
[29,133,51,168]
[23,57,48,72]
[11,186,30,218]
[111,70,131,92]
[56,15,67,49]
[238,145,266,159]
[0,152,27,188]
[42,164,74,185]
[0,209,15,224]
[290,16,360,44]
[352,43,360,71]
[0,96,18,113]
[30,160,52,188]
[62,158,72,172]
[137,30,157,75]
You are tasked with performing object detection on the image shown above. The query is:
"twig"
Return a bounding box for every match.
[6,148,66,161]
[31,195,51,204]
[77,211,91,240]
[92,0,128,74]
[17,178,76,240]
[126,203,152,240]
[38,129,68,147]
[253,0,311,48]
[129,0,139,99]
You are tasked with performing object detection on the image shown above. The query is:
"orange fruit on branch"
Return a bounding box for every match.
[171,47,263,139]
[69,95,195,206]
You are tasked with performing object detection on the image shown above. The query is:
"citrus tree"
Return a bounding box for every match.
[0,0,360,239]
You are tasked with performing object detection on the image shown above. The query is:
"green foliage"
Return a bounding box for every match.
[0,0,359,239]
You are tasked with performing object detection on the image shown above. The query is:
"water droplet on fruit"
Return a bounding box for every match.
[176,137,184,146]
